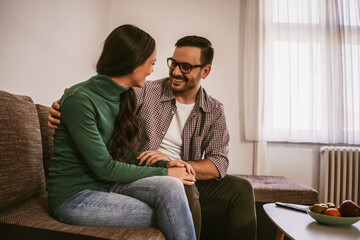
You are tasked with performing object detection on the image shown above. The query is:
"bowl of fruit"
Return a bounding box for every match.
[306,200,360,226]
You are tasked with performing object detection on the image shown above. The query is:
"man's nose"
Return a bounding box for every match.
[172,65,182,75]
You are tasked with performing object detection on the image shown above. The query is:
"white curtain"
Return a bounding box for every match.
[244,0,360,144]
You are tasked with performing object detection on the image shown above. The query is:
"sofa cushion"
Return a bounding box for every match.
[239,175,318,204]
[0,193,165,240]
[36,104,54,177]
[0,91,46,211]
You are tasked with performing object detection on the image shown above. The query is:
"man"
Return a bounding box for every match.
[49,36,256,240]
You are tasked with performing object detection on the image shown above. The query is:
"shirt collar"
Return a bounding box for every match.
[90,75,129,101]
[160,78,210,113]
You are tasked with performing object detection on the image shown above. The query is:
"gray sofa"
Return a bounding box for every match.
[0,90,318,240]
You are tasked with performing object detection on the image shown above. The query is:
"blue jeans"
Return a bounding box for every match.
[51,176,196,240]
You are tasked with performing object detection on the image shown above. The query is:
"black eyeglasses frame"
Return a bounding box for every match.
[167,57,206,74]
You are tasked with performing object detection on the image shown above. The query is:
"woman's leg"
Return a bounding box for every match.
[110,176,196,240]
[51,189,156,227]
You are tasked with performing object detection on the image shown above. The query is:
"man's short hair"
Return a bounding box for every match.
[175,36,214,66]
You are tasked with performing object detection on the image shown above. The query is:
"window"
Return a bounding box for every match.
[244,0,360,144]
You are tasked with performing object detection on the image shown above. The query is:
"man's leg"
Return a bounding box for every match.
[184,185,201,240]
[196,175,257,240]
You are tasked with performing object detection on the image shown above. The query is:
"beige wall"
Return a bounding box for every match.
[0,0,321,190]
[0,0,112,105]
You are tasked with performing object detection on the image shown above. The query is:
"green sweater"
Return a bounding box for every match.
[47,75,168,209]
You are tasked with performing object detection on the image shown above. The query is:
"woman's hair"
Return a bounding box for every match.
[97,24,155,163]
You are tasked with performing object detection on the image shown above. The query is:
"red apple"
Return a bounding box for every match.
[338,200,360,217]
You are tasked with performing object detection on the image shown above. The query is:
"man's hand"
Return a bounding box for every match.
[48,88,68,129]
[137,150,170,166]
[187,159,220,180]
[48,99,61,129]
[167,167,196,186]
[167,160,195,175]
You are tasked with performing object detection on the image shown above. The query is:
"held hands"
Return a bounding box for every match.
[137,150,170,166]
[167,160,195,176]
[137,151,196,185]
[166,160,196,185]
[167,167,196,186]
[137,151,195,176]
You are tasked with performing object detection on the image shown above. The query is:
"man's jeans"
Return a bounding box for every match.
[51,176,196,240]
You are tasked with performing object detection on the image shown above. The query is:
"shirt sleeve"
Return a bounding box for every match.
[202,103,230,179]
[61,94,168,183]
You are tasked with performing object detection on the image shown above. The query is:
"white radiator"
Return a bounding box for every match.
[319,146,360,206]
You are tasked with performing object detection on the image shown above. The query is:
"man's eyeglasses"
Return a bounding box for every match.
[167,58,206,74]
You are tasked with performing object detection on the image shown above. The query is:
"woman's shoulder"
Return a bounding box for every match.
[60,80,93,106]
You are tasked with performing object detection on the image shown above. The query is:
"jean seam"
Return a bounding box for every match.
[61,199,141,211]
[120,186,179,240]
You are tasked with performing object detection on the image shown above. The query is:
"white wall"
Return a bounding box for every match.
[0,0,112,105]
[265,143,321,189]
[0,0,322,190]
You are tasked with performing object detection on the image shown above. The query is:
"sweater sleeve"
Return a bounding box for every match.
[61,95,168,183]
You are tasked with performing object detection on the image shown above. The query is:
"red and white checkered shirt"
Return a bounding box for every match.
[134,78,229,179]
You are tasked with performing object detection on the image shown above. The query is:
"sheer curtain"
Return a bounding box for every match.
[244,0,360,144]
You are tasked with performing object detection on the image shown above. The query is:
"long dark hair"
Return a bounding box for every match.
[96,24,155,163]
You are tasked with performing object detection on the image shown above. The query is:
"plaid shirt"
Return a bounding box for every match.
[134,78,229,179]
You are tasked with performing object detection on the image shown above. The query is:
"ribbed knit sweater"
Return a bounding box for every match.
[47,75,168,209]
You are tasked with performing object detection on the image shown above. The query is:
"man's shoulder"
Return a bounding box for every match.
[200,87,225,112]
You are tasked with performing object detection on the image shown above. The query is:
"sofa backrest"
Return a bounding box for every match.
[35,104,54,177]
[0,90,46,211]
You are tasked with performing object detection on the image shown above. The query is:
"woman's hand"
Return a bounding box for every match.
[167,160,195,175]
[137,150,170,166]
[167,167,196,186]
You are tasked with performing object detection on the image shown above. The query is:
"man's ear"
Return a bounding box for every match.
[201,65,211,79]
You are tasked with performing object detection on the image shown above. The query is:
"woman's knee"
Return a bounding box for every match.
[150,176,185,196]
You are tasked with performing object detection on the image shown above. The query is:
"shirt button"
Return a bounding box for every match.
[171,111,175,114]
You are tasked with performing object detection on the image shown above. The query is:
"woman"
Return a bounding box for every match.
[46,24,196,240]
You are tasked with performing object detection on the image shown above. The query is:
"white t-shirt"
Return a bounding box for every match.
[158,100,195,160]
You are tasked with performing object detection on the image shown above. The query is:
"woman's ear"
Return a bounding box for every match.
[201,65,211,79]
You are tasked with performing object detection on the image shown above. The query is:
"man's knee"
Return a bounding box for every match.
[223,175,254,202]
[228,175,253,192]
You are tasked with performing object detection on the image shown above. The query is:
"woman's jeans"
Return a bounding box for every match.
[51,176,196,240]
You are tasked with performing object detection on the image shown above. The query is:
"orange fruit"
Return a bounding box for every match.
[323,208,341,217]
